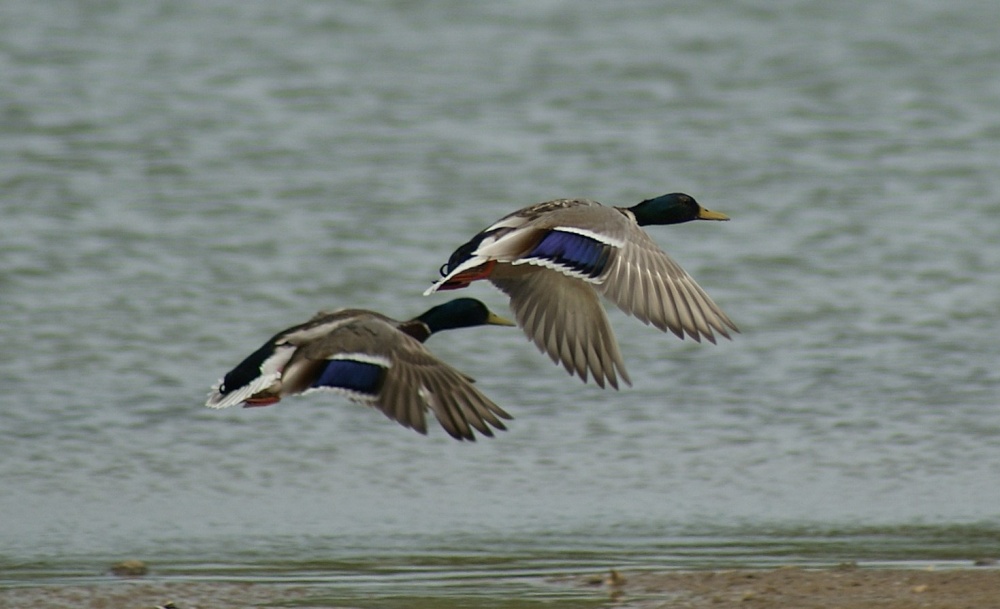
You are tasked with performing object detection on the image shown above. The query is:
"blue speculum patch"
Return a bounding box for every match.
[528,230,610,278]
[313,359,386,395]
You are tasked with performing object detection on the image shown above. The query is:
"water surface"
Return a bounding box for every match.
[2,0,1000,603]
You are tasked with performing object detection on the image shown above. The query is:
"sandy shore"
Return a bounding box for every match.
[2,566,999,608]
[567,565,1000,608]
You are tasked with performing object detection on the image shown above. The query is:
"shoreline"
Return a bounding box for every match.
[565,564,1000,608]
[2,565,999,609]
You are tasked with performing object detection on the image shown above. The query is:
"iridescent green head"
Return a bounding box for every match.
[628,193,730,226]
[415,298,515,335]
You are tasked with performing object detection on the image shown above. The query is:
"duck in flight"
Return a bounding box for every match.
[425,193,738,389]
[206,298,515,441]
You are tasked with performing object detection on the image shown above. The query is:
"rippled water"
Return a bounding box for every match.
[3,0,1000,603]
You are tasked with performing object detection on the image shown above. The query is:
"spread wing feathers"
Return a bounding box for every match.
[287,317,511,441]
[491,270,631,389]
[596,227,739,343]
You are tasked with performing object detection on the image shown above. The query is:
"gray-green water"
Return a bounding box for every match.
[3,0,1000,604]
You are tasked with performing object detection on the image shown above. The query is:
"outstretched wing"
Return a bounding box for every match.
[491,268,631,389]
[596,223,739,342]
[284,317,511,440]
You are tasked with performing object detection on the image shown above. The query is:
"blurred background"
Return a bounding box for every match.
[2,0,999,603]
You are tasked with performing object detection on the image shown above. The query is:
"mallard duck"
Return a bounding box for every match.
[205,298,515,441]
[425,193,738,389]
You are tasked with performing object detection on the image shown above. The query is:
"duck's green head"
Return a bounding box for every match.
[417,298,516,334]
[628,193,730,226]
